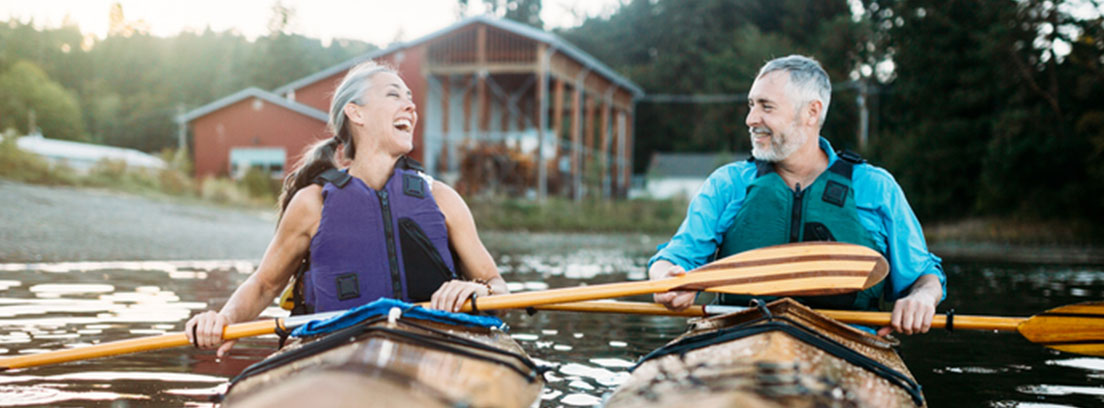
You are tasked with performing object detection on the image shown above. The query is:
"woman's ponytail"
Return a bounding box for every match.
[276,60,395,220]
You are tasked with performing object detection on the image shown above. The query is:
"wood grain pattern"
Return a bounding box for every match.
[458,242,888,312]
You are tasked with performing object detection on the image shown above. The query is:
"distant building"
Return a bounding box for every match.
[180,16,643,198]
[15,131,166,174]
[642,152,747,199]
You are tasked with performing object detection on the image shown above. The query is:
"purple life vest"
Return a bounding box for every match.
[302,159,456,313]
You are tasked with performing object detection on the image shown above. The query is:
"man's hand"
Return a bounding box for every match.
[650,260,696,311]
[877,274,942,336]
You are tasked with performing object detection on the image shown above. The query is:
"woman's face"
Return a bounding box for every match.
[348,72,417,155]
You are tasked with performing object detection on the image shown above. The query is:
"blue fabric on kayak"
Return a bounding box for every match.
[289,298,505,337]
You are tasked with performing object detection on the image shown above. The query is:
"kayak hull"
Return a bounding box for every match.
[220,317,542,408]
[606,298,925,407]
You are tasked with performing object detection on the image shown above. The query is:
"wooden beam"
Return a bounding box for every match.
[600,94,611,198]
[537,51,548,200]
[584,95,596,194]
[570,84,582,201]
[552,77,565,197]
[440,75,450,173]
[425,63,538,76]
[623,110,633,194]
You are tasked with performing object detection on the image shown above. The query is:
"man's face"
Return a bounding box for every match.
[745,71,806,162]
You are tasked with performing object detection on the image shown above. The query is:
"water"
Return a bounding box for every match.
[1,232,1103,407]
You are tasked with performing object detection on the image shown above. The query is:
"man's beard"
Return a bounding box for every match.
[749,120,805,162]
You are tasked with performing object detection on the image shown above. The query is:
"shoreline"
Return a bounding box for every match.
[1,180,1102,265]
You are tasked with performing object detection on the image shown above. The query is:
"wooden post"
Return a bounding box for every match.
[552,78,565,197]
[615,110,626,197]
[477,25,489,134]
[584,95,596,198]
[600,89,612,199]
[623,110,633,195]
[536,46,551,201]
[440,75,450,173]
[570,84,583,201]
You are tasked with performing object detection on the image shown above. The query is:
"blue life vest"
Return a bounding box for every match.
[301,157,457,313]
[717,150,886,310]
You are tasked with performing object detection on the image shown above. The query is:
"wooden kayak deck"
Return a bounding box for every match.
[606,298,925,407]
[219,317,543,408]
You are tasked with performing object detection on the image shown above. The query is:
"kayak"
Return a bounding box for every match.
[218,308,543,408]
[606,298,925,407]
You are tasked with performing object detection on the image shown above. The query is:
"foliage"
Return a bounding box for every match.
[559,0,864,173]
[0,131,80,185]
[468,195,688,233]
[460,0,543,27]
[0,61,86,141]
[239,166,281,202]
[0,12,375,152]
[455,142,536,197]
[861,0,1104,224]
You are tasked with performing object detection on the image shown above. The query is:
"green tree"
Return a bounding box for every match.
[0,60,86,141]
[561,0,862,172]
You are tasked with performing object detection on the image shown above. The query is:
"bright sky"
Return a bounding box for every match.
[0,0,624,45]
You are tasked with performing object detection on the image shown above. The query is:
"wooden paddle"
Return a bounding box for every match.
[454,241,888,312]
[0,242,885,370]
[0,310,347,371]
[531,300,1104,357]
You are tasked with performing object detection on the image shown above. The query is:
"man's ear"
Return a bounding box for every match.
[343,103,364,126]
[805,99,823,126]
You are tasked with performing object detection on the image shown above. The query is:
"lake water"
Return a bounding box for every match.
[1,231,1103,407]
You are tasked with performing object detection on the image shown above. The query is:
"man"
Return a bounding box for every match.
[649,55,944,336]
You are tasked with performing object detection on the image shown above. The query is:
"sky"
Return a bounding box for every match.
[0,0,624,46]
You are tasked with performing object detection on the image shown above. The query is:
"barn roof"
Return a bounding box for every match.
[272,15,644,98]
[178,87,328,124]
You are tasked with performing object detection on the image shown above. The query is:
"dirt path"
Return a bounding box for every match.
[0,180,275,262]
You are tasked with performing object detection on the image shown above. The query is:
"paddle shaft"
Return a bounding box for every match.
[0,310,347,371]
[533,301,1024,332]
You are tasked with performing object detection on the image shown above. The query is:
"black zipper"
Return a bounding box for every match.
[378,190,403,299]
[789,183,804,243]
[399,217,455,281]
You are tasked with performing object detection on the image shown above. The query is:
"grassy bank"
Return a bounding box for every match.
[5,135,1100,246]
[0,134,278,209]
[468,196,688,234]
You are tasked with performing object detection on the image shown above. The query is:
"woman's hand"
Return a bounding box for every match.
[184,311,237,358]
[429,280,491,313]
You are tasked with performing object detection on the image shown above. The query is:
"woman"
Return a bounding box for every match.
[185,61,507,357]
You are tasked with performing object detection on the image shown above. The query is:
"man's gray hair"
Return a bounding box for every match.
[757,55,831,125]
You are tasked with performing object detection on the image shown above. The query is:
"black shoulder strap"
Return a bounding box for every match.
[397,156,426,173]
[828,149,864,179]
[747,156,775,178]
[312,168,351,188]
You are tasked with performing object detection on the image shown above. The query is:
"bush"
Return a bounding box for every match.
[467,195,688,234]
[199,177,251,205]
[239,166,280,201]
[0,132,80,185]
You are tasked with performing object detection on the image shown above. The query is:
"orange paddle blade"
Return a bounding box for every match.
[1018,302,1104,357]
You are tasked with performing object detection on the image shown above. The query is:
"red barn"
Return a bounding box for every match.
[180,16,643,199]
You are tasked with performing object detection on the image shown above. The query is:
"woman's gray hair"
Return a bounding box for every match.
[277,60,395,219]
[328,61,396,159]
[757,55,831,125]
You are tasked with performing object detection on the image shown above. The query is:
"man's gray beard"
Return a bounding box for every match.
[750,124,805,162]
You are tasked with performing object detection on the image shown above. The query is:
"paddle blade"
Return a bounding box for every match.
[673,242,888,296]
[1019,302,1104,357]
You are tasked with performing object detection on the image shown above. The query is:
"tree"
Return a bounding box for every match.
[0,60,86,141]
[459,0,544,28]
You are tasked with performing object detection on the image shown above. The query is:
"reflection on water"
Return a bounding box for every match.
[0,232,1103,407]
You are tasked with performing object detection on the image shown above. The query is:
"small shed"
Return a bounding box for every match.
[644,152,747,199]
[181,16,643,198]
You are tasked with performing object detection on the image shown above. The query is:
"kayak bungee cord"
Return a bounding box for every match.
[633,302,924,406]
